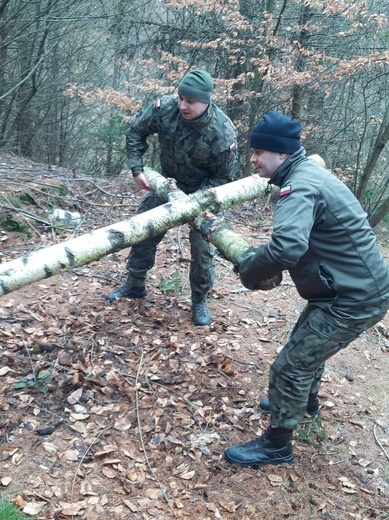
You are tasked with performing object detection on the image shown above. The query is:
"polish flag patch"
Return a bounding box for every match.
[279,185,291,197]
[229,142,237,153]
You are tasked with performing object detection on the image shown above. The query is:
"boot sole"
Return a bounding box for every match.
[224,451,295,467]
[106,290,147,302]
[193,318,212,326]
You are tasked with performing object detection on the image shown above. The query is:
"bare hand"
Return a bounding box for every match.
[134,172,150,191]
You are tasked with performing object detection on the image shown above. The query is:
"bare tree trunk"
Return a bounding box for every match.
[356,118,389,204]
[291,5,312,120]
[369,194,389,229]
[0,169,267,297]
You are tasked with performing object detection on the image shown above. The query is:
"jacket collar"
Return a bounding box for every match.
[179,103,213,130]
[270,147,307,188]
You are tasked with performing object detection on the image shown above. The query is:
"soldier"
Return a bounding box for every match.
[224,111,389,467]
[106,70,241,326]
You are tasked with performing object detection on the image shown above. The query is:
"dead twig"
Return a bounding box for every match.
[373,424,389,461]
[310,449,342,469]
[70,425,112,520]
[224,296,265,316]
[22,331,37,383]
[1,203,51,226]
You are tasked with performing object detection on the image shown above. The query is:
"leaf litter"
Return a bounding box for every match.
[0,153,389,518]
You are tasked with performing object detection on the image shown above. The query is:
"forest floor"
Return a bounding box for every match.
[0,152,389,520]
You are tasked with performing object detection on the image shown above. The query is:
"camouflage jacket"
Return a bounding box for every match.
[126,95,241,194]
[238,147,389,308]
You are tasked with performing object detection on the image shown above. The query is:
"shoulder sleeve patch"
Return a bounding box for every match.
[279,185,291,197]
[154,98,161,109]
[229,142,237,153]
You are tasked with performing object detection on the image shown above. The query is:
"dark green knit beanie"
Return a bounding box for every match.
[178,70,213,103]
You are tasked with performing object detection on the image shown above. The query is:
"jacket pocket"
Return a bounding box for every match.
[192,144,212,164]
[291,262,337,301]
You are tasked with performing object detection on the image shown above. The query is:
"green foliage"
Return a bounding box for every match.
[81,112,127,175]
[0,215,31,237]
[38,184,68,208]
[18,192,36,205]
[158,270,182,295]
[4,196,22,208]
[1,215,24,232]
[0,494,28,520]
[296,415,328,446]
[53,185,68,197]
[14,370,51,395]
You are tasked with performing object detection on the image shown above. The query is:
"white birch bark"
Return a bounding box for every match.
[194,212,282,290]
[0,169,267,297]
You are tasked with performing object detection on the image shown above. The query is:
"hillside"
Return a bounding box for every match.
[1,152,388,520]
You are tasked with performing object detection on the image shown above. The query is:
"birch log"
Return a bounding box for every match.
[195,212,282,291]
[0,169,267,296]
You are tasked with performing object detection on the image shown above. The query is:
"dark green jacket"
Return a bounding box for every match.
[239,148,389,307]
[126,95,241,194]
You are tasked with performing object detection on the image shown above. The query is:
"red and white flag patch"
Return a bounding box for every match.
[229,142,237,153]
[279,185,291,197]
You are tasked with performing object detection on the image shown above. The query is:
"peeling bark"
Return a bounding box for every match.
[0,169,267,296]
[195,211,251,264]
[195,212,282,291]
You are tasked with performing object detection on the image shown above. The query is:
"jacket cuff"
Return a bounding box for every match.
[131,166,144,177]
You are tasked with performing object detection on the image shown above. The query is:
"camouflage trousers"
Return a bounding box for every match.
[268,299,389,430]
[126,192,214,300]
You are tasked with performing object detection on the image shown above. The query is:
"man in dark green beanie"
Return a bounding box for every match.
[177,70,214,104]
[106,70,242,326]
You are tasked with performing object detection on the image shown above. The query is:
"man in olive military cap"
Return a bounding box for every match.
[106,70,241,326]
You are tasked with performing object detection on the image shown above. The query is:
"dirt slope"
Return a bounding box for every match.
[0,153,388,519]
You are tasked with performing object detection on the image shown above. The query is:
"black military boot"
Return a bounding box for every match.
[225,427,294,467]
[260,394,320,417]
[192,297,211,326]
[106,283,146,302]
